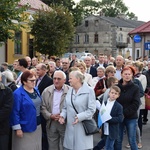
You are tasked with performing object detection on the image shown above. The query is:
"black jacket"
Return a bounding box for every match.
[143,70,150,91]
[38,74,53,95]
[117,79,140,119]
[89,66,97,78]
[0,83,13,135]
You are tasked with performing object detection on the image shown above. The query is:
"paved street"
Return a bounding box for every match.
[93,111,150,150]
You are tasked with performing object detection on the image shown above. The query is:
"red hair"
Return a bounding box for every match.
[121,66,135,76]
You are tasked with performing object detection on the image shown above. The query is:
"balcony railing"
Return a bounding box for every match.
[116,42,128,48]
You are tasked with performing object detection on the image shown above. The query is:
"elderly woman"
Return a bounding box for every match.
[59,70,96,150]
[114,66,140,150]
[92,66,105,88]
[77,61,93,87]
[10,70,42,150]
[94,65,116,97]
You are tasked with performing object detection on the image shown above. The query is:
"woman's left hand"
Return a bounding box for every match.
[72,116,79,125]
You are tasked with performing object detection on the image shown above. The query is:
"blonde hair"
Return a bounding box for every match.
[77,61,87,70]
[133,61,144,72]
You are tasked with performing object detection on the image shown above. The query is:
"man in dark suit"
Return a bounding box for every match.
[94,53,108,68]
[84,56,97,77]
[36,63,53,150]
[36,63,53,95]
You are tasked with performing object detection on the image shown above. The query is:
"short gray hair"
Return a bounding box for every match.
[97,66,105,72]
[54,70,66,79]
[70,70,85,84]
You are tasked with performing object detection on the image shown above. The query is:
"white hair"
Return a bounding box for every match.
[48,61,56,67]
[54,70,66,79]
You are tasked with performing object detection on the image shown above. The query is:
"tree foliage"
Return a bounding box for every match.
[0,0,28,42]
[30,5,75,56]
[78,0,136,19]
[42,0,82,26]
[100,0,136,18]
[79,0,100,17]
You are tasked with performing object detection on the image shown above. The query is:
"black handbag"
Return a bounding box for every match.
[71,90,99,135]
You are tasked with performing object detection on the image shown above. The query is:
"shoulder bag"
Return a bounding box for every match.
[71,90,99,135]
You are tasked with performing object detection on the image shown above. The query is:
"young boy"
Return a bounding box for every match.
[94,85,124,150]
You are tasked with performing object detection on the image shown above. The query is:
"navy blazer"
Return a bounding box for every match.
[38,74,53,95]
[94,63,108,69]
[105,101,123,140]
[10,86,41,132]
[89,66,97,77]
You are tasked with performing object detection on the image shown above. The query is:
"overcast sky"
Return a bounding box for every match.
[74,0,150,22]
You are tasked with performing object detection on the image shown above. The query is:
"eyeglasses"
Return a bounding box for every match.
[27,79,36,82]
[62,62,68,64]
[53,77,62,81]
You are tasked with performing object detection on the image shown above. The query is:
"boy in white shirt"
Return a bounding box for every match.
[94,86,123,150]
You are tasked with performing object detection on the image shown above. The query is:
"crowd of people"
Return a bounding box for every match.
[0,53,150,150]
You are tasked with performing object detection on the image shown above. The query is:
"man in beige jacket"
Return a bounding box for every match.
[41,70,70,150]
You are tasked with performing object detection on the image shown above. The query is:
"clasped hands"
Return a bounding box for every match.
[58,115,79,125]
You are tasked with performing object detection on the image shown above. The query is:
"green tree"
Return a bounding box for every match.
[0,0,28,42]
[100,0,136,18]
[30,5,75,56]
[77,0,136,19]
[41,0,83,26]
[79,0,100,17]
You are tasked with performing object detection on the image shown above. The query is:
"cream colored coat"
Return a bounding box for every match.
[41,84,70,127]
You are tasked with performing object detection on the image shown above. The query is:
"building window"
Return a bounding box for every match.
[94,33,98,43]
[95,20,98,26]
[85,20,88,27]
[118,33,123,42]
[75,34,79,44]
[127,37,130,44]
[84,34,89,43]
[14,32,22,54]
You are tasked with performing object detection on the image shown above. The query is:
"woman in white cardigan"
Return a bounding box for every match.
[133,61,147,149]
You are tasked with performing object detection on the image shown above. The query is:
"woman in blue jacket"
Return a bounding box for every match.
[10,70,42,150]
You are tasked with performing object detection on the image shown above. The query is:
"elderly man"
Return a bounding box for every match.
[25,56,32,69]
[36,63,53,95]
[48,61,56,78]
[41,70,70,150]
[0,72,13,150]
[84,56,97,77]
[61,58,70,85]
[114,55,124,80]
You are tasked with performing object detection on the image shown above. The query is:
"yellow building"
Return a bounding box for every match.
[6,0,49,64]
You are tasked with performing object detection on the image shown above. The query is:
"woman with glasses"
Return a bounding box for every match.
[10,70,42,150]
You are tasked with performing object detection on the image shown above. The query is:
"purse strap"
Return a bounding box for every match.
[71,89,78,114]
